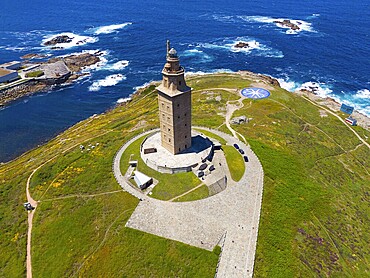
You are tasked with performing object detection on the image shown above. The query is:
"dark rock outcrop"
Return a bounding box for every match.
[273,19,300,31]
[21,53,49,60]
[44,35,73,46]
[234,41,250,49]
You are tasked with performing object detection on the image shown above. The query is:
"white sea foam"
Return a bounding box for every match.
[5,46,29,51]
[42,32,98,49]
[212,14,236,23]
[186,69,234,76]
[91,22,132,35]
[298,82,333,98]
[88,74,126,92]
[133,81,153,92]
[276,75,333,97]
[227,40,261,53]
[183,49,213,62]
[277,77,370,117]
[238,15,315,34]
[276,78,299,92]
[117,97,131,104]
[200,38,283,58]
[353,89,370,99]
[103,60,130,71]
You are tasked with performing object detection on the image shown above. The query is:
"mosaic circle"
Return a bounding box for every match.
[241,87,271,99]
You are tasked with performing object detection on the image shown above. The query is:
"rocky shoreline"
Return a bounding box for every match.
[0,51,102,107]
[296,89,370,130]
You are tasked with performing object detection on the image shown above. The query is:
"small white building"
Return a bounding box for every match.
[133,170,153,190]
[345,117,357,126]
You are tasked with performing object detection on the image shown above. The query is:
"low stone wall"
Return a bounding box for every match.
[144,157,194,174]
[140,130,214,174]
[208,175,227,196]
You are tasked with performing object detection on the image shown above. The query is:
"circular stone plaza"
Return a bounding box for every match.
[141,130,214,174]
[113,127,264,278]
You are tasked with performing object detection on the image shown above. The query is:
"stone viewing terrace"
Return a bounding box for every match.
[141,130,213,173]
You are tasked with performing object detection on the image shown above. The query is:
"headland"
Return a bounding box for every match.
[0,51,103,107]
[1,72,369,277]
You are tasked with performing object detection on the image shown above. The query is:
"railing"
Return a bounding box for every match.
[214,231,227,278]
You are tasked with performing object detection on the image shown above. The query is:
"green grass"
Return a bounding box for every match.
[174,184,209,202]
[78,227,219,277]
[32,192,219,277]
[25,70,44,78]
[223,145,245,182]
[120,135,201,201]
[1,73,369,277]
[233,86,370,277]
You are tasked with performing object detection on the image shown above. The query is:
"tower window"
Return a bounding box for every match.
[169,138,171,143]
[184,113,187,116]
[167,117,170,122]
[162,102,164,107]
[178,115,180,119]
[162,114,165,119]
[179,81,182,86]
[177,103,180,107]
[185,135,187,139]
[185,124,187,127]
[168,128,171,132]
[179,148,181,152]
[185,144,187,148]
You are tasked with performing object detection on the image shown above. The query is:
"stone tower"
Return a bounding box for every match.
[157,40,192,155]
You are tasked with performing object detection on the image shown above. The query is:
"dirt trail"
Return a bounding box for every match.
[303,96,370,150]
[25,129,113,278]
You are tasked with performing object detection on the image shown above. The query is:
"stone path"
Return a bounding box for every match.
[113,128,264,277]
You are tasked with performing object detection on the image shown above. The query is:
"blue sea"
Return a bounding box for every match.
[0,0,369,162]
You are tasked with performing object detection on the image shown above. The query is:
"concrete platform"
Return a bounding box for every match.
[141,130,213,173]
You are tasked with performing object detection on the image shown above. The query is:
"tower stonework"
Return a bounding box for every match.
[157,41,192,155]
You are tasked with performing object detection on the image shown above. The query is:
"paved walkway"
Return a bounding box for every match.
[113,128,264,277]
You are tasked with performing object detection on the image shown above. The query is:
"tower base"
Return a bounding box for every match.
[141,130,214,174]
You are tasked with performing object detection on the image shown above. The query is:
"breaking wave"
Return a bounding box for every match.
[41,32,98,49]
[88,74,126,92]
[199,37,284,58]
[90,22,132,35]
[277,77,333,97]
[277,77,370,116]
[238,15,315,34]
[103,60,130,71]
[182,49,213,63]
[133,81,154,92]
[117,97,132,104]
[353,89,370,99]
[186,68,234,76]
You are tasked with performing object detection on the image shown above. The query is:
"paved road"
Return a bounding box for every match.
[113,128,264,277]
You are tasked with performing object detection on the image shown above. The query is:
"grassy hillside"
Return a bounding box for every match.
[232,86,370,277]
[0,73,369,277]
